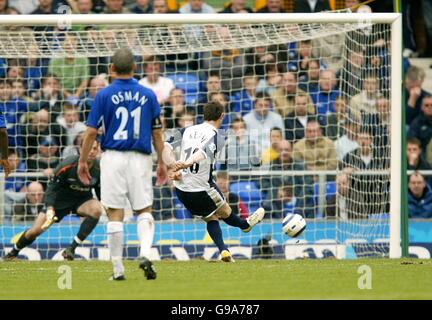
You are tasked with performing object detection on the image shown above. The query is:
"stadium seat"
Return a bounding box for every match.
[166,72,200,105]
[312,181,337,218]
[230,181,264,213]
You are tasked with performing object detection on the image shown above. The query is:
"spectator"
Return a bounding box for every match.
[62,130,85,159]
[0,0,7,13]
[322,95,349,140]
[0,80,27,148]
[334,119,360,162]
[75,0,94,13]
[427,139,432,168]
[219,0,253,13]
[31,0,56,14]
[56,104,87,146]
[261,127,283,166]
[408,95,432,152]
[27,135,60,180]
[202,45,245,92]
[294,0,330,12]
[216,171,249,219]
[256,63,282,95]
[78,75,107,122]
[262,140,314,216]
[153,0,173,13]
[245,45,288,78]
[24,46,48,99]
[10,79,32,102]
[4,148,27,192]
[293,118,338,171]
[262,185,305,220]
[339,49,367,97]
[33,74,64,123]
[287,40,315,80]
[350,73,380,118]
[12,181,45,222]
[6,63,24,81]
[244,92,284,154]
[231,74,257,116]
[199,73,222,107]
[179,0,215,13]
[139,56,175,105]
[48,34,90,99]
[271,71,314,118]
[324,171,360,219]
[408,172,432,219]
[362,95,390,158]
[405,66,431,125]
[298,58,321,94]
[341,131,390,217]
[256,0,286,13]
[130,0,152,13]
[284,93,315,143]
[21,109,67,159]
[407,137,432,171]
[104,0,130,13]
[163,88,188,128]
[176,110,195,129]
[310,69,340,116]
[342,129,389,170]
[8,0,39,14]
[219,117,260,171]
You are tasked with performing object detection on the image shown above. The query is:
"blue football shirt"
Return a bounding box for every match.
[86,78,161,154]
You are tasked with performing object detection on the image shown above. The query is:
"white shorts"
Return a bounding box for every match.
[100,150,153,211]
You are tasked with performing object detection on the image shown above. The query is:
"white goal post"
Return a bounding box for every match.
[0,12,402,260]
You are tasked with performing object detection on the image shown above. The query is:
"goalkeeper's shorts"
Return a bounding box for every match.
[51,195,95,222]
[175,185,225,218]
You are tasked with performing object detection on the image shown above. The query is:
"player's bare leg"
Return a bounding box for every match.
[107,208,126,281]
[2,213,47,260]
[135,207,157,280]
[62,199,102,261]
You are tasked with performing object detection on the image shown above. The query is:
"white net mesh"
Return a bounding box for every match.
[0,15,393,260]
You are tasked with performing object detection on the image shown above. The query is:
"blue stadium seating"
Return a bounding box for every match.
[166,73,200,105]
[230,181,264,213]
[313,181,337,218]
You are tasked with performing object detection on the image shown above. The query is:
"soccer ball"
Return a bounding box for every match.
[282,214,306,238]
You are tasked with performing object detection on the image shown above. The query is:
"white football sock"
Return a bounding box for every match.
[107,221,124,277]
[137,212,154,259]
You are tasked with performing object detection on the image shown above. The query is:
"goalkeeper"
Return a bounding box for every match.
[2,140,102,261]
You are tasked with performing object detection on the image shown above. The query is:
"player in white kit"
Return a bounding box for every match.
[164,101,266,262]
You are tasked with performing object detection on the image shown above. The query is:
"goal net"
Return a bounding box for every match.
[0,13,401,261]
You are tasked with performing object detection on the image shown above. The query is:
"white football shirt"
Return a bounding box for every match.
[166,122,224,192]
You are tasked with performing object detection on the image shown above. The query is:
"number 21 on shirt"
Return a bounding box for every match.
[113,106,141,140]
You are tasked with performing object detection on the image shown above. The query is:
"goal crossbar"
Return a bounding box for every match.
[0,13,401,26]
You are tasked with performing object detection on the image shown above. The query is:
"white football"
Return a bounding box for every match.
[282,214,306,238]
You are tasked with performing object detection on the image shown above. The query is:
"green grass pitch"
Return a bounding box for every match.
[1,259,431,300]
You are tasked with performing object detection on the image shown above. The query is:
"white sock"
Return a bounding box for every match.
[107,221,124,277]
[137,212,154,259]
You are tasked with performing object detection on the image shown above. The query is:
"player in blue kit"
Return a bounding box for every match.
[78,48,167,281]
[0,107,10,177]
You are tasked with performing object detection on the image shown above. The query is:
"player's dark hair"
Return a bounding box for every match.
[112,47,135,75]
[203,101,224,121]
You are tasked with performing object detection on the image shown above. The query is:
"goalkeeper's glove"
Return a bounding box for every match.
[41,207,58,231]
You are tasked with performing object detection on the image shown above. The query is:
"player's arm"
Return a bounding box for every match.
[151,96,167,185]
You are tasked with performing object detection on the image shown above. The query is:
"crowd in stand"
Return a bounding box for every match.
[0,0,432,222]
